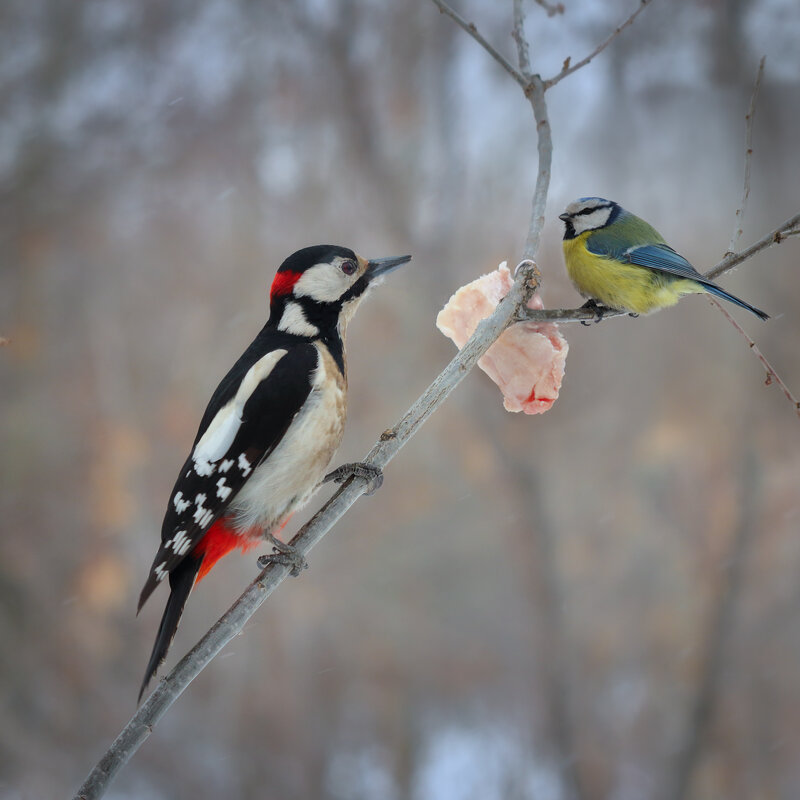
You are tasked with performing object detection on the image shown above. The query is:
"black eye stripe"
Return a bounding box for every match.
[577,205,608,216]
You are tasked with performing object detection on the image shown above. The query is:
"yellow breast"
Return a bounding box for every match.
[562,233,701,315]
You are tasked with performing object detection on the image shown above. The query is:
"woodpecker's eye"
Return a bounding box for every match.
[341,259,357,275]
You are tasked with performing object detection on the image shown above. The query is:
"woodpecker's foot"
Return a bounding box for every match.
[324,461,384,495]
[579,298,607,326]
[257,534,307,577]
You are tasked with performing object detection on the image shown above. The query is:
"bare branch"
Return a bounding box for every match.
[706,213,800,280]
[429,0,526,88]
[521,75,553,260]
[512,0,532,79]
[728,57,766,255]
[709,299,800,416]
[543,0,655,89]
[71,263,541,800]
[518,305,627,323]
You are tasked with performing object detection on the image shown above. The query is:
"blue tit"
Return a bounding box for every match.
[558,197,769,320]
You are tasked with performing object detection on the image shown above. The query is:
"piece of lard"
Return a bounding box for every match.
[436,262,568,414]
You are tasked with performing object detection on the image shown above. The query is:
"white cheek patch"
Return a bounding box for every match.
[277,301,320,337]
[570,206,613,235]
[192,349,288,470]
[293,263,350,303]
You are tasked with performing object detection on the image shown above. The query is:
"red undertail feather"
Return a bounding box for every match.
[193,518,260,582]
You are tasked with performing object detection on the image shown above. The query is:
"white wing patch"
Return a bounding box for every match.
[238,453,252,476]
[191,349,288,473]
[277,302,320,337]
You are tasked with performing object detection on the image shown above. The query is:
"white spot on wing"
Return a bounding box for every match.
[216,477,232,500]
[192,493,215,529]
[219,459,234,473]
[194,458,216,476]
[277,301,320,337]
[154,561,169,582]
[174,530,192,555]
[238,453,252,476]
[173,491,191,515]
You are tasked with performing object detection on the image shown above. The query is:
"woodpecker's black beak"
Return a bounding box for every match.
[365,254,412,280]
[558,213,571,222]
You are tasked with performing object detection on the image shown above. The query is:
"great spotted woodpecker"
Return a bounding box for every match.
[138,244,411,699]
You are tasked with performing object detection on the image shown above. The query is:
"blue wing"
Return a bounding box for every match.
[586,233,769,320]
[623,243,705,282]
[586,232,705,282]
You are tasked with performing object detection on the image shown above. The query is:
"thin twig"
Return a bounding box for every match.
[543,0,655,89]
[533,0,565,18]
[710,298,800,416]
[706,213,800,280]
[71,263,541,800]
[430,0,526,87]
[512,0,532,79]
[522,75,553,260]
[728,57,766,255]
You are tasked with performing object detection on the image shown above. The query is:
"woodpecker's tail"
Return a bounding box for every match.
[138,554,202,703]
[701,282,770,320]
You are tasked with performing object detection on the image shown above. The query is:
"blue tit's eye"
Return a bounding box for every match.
[341,259,357,275]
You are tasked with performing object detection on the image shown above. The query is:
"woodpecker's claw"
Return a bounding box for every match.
[324,462,384,495]
[579,298,608,326]
[257,534,307,577]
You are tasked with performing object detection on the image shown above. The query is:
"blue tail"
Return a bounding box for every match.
[701,281,769,320]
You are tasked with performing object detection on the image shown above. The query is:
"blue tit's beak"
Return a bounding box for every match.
[365,254,412,280]
[558,213,570,222]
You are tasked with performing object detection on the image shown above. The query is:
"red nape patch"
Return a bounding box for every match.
[193,519,259,582]
[270,270,302,299]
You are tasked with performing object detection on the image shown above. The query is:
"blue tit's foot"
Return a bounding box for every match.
[324,462,384,495]
[628,312,639,318]
[257,533,308,577]
[580,298,608,326]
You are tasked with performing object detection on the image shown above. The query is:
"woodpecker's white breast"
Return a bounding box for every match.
[228,342,346,533]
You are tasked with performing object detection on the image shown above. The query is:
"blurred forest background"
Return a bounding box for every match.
[2,0,800,798]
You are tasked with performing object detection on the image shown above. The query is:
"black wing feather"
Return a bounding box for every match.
[138,340,318,611]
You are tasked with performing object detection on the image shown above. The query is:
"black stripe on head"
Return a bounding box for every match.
[278,245,357,275]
